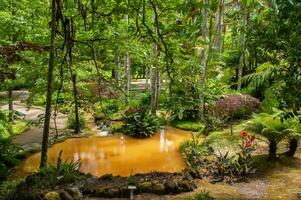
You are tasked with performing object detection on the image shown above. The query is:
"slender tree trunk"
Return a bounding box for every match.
[40,0,57,169]
[237,0,247,91]
[72,74,80,134]
[115,49,121,86]
[198,0,208,120]
[145,66,149,90]
[150,65,159,114]
[124,51,130,105]
[8,70,16,122]
[213,0,224,53]
[8,86,14,122]
[124,14,131,106]
[151,14,160,115]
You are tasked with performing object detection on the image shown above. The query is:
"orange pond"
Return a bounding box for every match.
[16,127,202,177]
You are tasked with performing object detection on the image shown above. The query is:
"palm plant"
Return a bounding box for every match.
[246,113,298,159]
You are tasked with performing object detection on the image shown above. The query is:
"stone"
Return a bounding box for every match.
[59,190,73,200]
[65,187,82,200]
[106,188,120,197]
[45,191,61,200]
[152,183,165,194]
[138,181,152,192]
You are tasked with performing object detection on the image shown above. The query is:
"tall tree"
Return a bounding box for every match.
[40,0,58,168]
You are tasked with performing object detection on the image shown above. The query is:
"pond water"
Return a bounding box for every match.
[16,127,201,177]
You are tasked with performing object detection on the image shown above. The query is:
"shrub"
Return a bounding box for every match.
[207,95,260,121]
[190,190,213,200]
[171,120,204,131]
[67,113,85,130]
[203,115,225,134]
[0,112,21,182]
[246,113,299,159]
[235,131,256,178]
[121,106,160,138]
[180,133,211,169]
[36,151,84,187]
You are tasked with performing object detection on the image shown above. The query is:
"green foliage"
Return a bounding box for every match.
[37,152,84,187]
[0,112,21,182]
[180,133,209,169]
[214,150,236,177]
[121,106,160,138]
[171,120,204,131]
[10,120,30,135]
[190,190,213,200]
[246,113,300,158]
[0,178,24,199]
[67,113,85,130]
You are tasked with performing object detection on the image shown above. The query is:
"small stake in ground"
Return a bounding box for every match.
[128,185,137,200]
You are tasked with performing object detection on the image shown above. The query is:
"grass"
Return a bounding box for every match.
[171,120,204,131]
[204,120,249,154]
[10,119,30,135]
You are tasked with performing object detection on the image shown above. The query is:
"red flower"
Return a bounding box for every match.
[242,130,248,137]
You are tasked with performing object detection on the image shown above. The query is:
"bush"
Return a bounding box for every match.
[0,179,24,199]
[180,133,211,169]
[67,113,85,130]
[121,106,160,138]
[0,112,21,182]
[246,113,299,159]
[171,120,204,131]
[190,190,213,200]
[207,95,260,121]
[36,151,84,187]
[203,115,225,134]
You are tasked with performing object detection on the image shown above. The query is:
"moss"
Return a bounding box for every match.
[10,120,30,135]
[44,191,60,200]
[171,120,204,131]
[139,181,152,191]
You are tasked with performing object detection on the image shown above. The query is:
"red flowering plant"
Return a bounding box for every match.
[235,130,257,178]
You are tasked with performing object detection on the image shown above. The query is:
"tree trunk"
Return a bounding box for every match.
[237,0,247,91]
[268,140,277,159]
[124,51,130,105]
[115,49,121,86]
[213,0,224,53]
[40,0,57,169]
[124,14,130,106]
[150,65,159,114]
[198,0,208,120]
[285,138,298,157]
[145,66,149,90]
[72,74,80,134]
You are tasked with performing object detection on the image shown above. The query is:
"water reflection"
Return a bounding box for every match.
[15,127,203,177]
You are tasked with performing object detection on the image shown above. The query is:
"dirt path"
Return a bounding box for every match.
[1,102,67,146]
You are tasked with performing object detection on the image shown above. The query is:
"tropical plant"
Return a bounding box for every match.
[235,131,256,178]
[121,106,160,138]
[246,113,299,159]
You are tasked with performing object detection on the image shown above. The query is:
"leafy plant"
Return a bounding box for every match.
[190,190,214,200]
[214,150,236,177]
[121,106,160,138]
[36,151,84,187]
[235,131,256,178]
[246,113,299,159]
[180,133,211,169]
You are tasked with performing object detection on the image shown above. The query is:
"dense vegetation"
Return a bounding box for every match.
[0,0,301,199]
